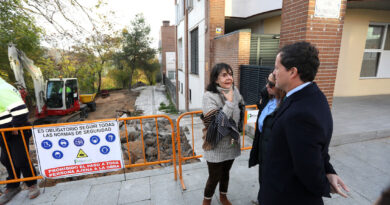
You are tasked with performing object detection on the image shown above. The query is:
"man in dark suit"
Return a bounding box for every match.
[259,41,349,205]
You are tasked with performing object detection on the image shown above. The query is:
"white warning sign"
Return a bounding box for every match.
[33,120,123,178]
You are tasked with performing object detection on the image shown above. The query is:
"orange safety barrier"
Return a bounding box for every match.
[0,114,178,185]
[0,126,43,185]
[241,104,258,151]
[118,115,177,180]
[176,105,258,190]
[176,111,203,190]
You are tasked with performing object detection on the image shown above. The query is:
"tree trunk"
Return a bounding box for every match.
[122,80,126,89]
[128,71,133,90]
[97,71,102,93]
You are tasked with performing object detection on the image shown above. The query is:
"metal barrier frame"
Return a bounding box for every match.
[176,105,258,190]
[118,115,177,180]
[0,115,178,185]
[0,106,259,188]
[0,126,43,184]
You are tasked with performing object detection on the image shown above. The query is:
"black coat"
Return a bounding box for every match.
[249,87,272,168]
[259,83,336,205]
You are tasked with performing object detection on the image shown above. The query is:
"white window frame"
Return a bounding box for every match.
[178,38,183,71]
[360,22,390,79]
[168,71,176,80]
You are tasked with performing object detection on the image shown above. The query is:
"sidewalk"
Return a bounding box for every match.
[5,91,390,205]
[8,136,390,205]
[133,85,170,116]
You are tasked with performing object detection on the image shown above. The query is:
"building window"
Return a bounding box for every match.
[181,83,183,94]
[360,24,390,78]
[186,0,193,10]
[189,89,192,102]
[178,38,183,70]
[168,71,175,80]
[176,0,185,23]
[190,27,199,74]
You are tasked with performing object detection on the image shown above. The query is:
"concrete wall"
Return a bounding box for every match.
[225,0,282,18]
[176,2,186,111]
[263,16,281,34]
[187,0,206,110]
[334,9,390,96]
[213,29,251,89]
[245,21,264,35]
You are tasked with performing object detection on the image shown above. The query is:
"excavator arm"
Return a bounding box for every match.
[8,43,46,114]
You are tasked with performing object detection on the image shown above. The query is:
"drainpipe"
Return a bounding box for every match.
[184,0,189,111]
[175,1,179,109]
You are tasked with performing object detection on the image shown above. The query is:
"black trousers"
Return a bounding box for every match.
[0,130,37,189]
[257,165,263,203]
[204,159,234,198]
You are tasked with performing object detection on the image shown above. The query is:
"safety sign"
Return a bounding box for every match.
[33,120,123,178]
[77,149,88,158]
[246,110,259,123]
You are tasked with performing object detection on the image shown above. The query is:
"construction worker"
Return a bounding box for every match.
[0,77,40,204]
[59,85,73,108]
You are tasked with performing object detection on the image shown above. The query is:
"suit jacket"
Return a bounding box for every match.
[259,83,336,205]
[249,87,269,168]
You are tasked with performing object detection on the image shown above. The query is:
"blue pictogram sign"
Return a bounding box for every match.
[41,140,52,149]
[74,137,84,147]
[52,150,63,159]
[100,146,110,155]
[58,139,69,148]
[105,133,115,142]
[90,135,100,145]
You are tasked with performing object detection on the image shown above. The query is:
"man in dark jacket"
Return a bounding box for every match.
[259,42,349,205]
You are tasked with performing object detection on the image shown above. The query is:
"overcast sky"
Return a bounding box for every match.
[36,0,176,49]
[107,0,175,48]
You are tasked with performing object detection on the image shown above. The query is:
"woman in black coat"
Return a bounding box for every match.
[249,73,286,205]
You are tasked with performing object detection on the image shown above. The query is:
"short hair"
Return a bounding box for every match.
[206,63,233,93]
[279,41,320,82]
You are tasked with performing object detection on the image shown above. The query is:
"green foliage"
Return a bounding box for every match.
[0,0,42,83]
[113,13,156,89]
[142,58,160,85]
[158,89,178,115]
[158,101,178,114]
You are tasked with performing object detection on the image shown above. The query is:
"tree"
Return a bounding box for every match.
[121,14,156,89]
[142,58,160,85]
[18,0,109,46]
[0,0,42,83]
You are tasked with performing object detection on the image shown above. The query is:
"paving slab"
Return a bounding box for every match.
[53,185,91,205]
[118,177,150,204]
[84,181,121,205]
[150,173,184,204]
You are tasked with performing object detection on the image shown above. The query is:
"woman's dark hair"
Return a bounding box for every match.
[206,63,233,93]
[376,186,390,205]
[279,41,320,82]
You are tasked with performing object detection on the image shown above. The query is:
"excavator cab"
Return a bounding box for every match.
[46,80,64,108]
[46,78,80,111]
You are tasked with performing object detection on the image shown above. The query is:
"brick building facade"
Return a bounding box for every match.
[159,21,176,78]
[174,0,390,110]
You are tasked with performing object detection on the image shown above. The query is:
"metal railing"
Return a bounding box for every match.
[0,126,43,184]
[118,115,177,180]
[0,115,178,185]
[176,105,258,189]
[0,106,258,189]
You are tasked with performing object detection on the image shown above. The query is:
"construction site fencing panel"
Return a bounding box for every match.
[176,105,258,190]
[0,126,43,185]
[0,115,178,185]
